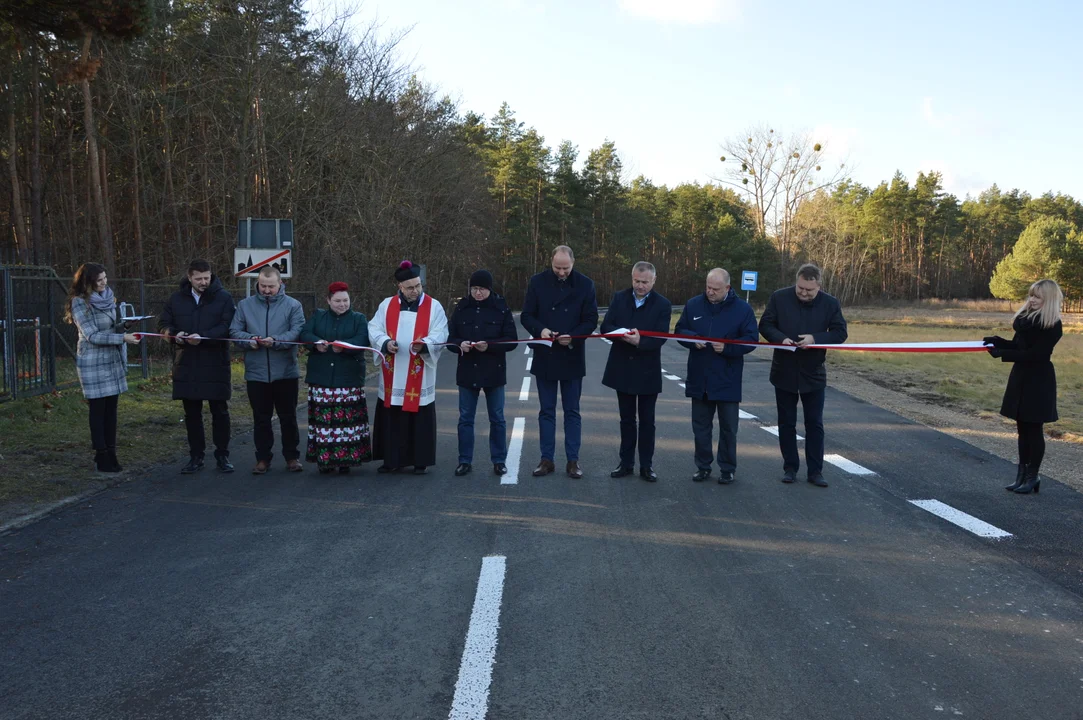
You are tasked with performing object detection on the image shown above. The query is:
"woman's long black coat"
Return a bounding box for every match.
[996,316,1062,424]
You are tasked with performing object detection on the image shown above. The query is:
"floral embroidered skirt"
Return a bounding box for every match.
[306,385,372,468]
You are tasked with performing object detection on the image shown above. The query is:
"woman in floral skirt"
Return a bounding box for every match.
[300,282,372,473]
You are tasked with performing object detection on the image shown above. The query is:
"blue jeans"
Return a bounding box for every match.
[458,386,507,464]
[774,387,826,476]
[536,377,583,462]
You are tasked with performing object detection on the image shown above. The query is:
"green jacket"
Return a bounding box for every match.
[300,308,370,388]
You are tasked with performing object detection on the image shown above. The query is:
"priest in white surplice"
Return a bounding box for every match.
[368,260,449,474]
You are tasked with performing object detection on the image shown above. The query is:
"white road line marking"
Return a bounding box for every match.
[824,454,876,475]
[525,357,532,371]
[762,426,803,441]
[909,500,1013,539]
[449,556,507,720]
[602,338,612,345]
[661,368,669,373]
[738,410,757,420]
[678,383,686,388]
[663,374,681,381]
[502,417,525,486]
[518,376,531,402]
[523,346,531,355]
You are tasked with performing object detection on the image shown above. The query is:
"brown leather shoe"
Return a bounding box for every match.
[252,460,270,475]
[532,458,555,477]
[286,459,303,472]
[566,461,583,479]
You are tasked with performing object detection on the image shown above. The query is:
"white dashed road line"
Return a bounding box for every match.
[738,410,757,420]
[678,383,686,388]
[502,417,526,486]
[449,556,507,720]
[519,377,531,402]
[761,426,804,441]
[523,346,531,355]
[525,357,532,372]
[824,454,876,476]
[663,374,681,381]
[909,500,1013,539]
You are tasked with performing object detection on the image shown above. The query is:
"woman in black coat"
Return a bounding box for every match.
[984,279,1064,494]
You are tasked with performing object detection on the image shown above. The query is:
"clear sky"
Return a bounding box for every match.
[315,0,1083,200]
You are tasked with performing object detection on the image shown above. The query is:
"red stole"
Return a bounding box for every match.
[382,294,432,412]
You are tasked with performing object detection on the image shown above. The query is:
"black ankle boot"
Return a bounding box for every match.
[1005,463,1025,491]
[107,449,123,472]
[1014,465,1041,494]
[94,450,119,473]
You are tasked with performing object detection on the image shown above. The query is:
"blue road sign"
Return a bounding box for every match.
[741,271,758,291]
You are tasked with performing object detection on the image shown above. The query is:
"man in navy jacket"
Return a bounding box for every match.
[758,263,848,487]
[600,262,672,482]
[674,268,759,484]
[520,245,599,478]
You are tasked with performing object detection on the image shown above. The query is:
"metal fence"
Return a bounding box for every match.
[0,265,151,402]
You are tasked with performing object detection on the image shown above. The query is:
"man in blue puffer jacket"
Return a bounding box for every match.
[675,268,759,484]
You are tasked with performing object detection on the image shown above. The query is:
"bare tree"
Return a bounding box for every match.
[716,125,847,281]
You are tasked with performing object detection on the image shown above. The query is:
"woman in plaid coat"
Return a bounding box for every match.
[66,263,141,472]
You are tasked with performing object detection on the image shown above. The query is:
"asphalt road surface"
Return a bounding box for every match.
[3,333,1083,720]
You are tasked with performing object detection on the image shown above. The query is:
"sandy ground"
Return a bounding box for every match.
[830,365,1083,493]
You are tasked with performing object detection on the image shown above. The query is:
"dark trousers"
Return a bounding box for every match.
[182,398,231,459]
[536,377,583,462]
[1017,420,1045,468]
[458,386,507,464]
[247,379,300,462]
[88,395,119,452]
[775,387,825,476]
[617,391,658,469]
[691,396,740,472]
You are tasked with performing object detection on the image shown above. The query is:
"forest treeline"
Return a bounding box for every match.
[1,0,1080,310]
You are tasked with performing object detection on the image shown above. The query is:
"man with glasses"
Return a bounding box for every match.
[368,260,449,474]
[758,263,848,487]
[446,269,518,477]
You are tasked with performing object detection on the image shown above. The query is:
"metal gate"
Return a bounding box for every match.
[0,265,149,402]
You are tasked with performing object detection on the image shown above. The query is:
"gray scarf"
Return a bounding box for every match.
[89,287,116,313]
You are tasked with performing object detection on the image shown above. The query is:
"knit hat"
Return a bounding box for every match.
[327,281,349,296]
[394,260,421,283]
[469,269,493,290]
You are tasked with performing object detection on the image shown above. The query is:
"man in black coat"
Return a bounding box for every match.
[520,245,599,478]
[600,261,671,482]
[159,259,236,474]
[758,263,848,487]
[446,269,518,477]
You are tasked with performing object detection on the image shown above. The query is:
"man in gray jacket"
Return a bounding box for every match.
[230,265,307,474]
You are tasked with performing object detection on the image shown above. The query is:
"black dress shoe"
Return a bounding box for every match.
[181,456,204,474]
[216,456,234,473]
[566,461,583,479]
[610,465,634,478]
[493,463,507,476]
[692,469,711,482]
[533,459,555,477]
[718,471,735,484]
[807,473,828,487]
[640,467,658,482]
[781,470,796,484]
[413,466,428,475]
[377,465,395,474]
[454,463,472,476]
